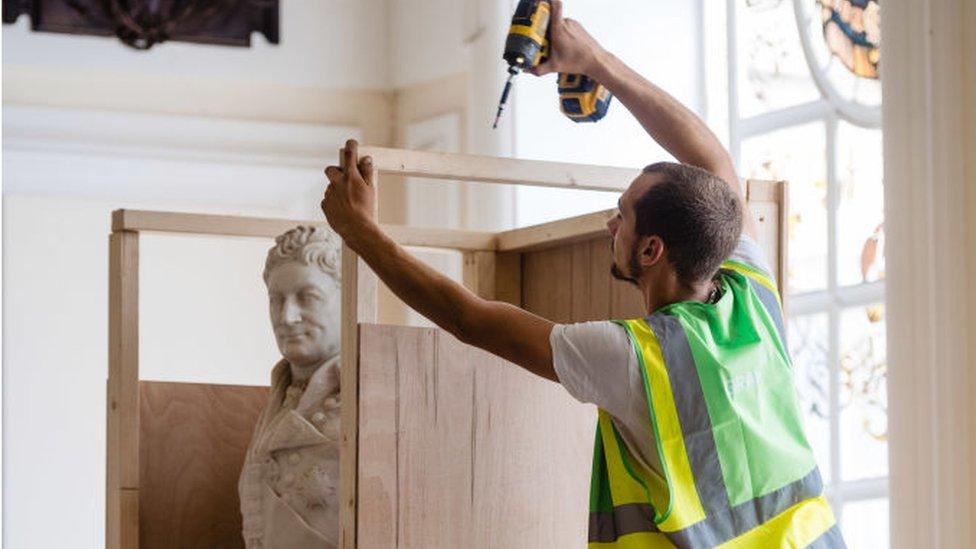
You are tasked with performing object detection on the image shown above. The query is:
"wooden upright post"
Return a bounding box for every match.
[107,230,140,549]
[339,162,379,549]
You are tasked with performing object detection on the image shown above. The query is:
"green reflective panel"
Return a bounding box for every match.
[663,273,815,506]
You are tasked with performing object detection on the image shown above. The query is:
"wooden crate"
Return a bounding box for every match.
[106,147,787,548]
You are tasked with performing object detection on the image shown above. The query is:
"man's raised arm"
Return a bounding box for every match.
[322,141,558,382]
[531,0,756,237]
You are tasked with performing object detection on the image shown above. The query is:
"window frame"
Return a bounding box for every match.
[722,0,888,528]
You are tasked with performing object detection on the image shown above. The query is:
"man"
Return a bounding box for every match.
[239,226,343,548]
[322,2,845,546]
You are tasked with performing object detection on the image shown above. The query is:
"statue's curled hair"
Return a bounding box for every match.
[263,225,341,284]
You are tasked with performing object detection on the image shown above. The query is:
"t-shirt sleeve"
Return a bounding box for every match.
[549,320,644,421]
[728,234,775,279]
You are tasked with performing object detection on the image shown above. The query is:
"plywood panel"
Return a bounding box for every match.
[139,381,268,549]
[521,235,644,323]
[521,246,574,323]
[357,325,594,549]
[520,181,787,324]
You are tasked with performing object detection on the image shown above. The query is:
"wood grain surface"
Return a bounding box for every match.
[357,325,596,548]
[139,381,268,549]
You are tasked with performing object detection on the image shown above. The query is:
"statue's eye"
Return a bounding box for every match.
[300,291,323,303]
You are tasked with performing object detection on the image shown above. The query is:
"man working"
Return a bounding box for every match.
[321,2,845,547]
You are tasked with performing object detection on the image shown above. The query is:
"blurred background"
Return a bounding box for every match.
[3,0,890,546]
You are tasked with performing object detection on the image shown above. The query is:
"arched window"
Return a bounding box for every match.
[724,0,887,544]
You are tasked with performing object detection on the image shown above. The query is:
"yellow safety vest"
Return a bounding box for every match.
[587,263,846,548]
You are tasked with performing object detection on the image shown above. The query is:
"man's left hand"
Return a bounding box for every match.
[322,139,377,239]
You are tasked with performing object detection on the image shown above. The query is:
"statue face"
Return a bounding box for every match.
[267,262,341,368]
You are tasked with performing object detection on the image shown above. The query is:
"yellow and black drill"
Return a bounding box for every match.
[492,0,612,128]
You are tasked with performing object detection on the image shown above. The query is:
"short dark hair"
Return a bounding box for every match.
[633,162,743,286]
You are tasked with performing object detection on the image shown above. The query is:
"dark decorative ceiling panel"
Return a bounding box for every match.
[3,0,278,50]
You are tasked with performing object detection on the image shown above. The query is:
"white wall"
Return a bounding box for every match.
[511,0,703,226]
[389,0,519,234]
[2,0,389,90]
[2,2,381,547]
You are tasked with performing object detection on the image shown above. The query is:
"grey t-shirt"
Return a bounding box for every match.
[549,236,773,474]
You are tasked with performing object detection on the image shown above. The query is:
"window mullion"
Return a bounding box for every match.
[726,0,741,171]
[826,113,843,520]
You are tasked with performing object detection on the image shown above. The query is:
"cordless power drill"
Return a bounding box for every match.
[492,0,612,128]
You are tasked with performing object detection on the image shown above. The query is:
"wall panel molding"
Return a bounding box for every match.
[3,68,395,146]
[3,104,359,169]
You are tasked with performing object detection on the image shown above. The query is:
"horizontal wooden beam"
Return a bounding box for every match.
[112,209,496,251]
[361,146,638,192]
[496,209,615,253]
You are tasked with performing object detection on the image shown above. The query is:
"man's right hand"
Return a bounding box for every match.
[529,0,606,78]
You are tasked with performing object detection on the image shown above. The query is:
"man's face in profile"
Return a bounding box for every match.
[267,262,341,368]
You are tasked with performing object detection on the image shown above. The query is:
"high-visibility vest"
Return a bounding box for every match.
[587,261,846,548]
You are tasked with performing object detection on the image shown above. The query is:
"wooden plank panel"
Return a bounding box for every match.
[467,339,594,548]
[362,146,638,192]
[496,209,616,253]
[570,239,612,321]
[462,251,497,299]
[521,236,645,323]
[399,328,476,547]
[107,231,140,549]
[521,246,574,323]
[356,325,594,549]
[518,182,788,324]
[138,381,268,549]
[609,278,646,320]
[494,252,522,307]
[356,326,400,548]
[121,488,140,549]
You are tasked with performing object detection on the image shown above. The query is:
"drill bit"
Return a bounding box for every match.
[492,67,519,129]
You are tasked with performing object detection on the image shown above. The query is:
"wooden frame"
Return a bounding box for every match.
[106,146,787,548]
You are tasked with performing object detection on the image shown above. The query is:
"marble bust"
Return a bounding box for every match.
[239,225,342,548]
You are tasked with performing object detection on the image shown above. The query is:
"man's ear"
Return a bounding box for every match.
[638,235,666,267]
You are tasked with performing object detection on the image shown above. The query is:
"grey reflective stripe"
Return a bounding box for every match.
[745,277,788,347]
[588,502,659,543]
[588,470,827,547]
[667,469,824,548]
[644,315,729,519]
[806,524,848,549]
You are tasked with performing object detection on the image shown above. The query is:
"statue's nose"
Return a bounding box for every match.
[282,297,302,324]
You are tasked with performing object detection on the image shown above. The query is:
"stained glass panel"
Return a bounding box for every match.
[836,121,884,286]
[839,303,887,481]
[741,122,828,293]
[817,0,881,80]
[789,313,831,480]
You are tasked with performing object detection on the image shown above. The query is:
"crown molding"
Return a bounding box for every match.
[3,103,358,169]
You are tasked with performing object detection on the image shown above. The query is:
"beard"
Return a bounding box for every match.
[610,239,642,286]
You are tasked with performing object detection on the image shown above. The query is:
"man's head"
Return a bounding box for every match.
[264,226,342,368]
[607,162,743,291]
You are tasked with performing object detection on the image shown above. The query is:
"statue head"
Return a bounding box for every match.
[264,226,342,369]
